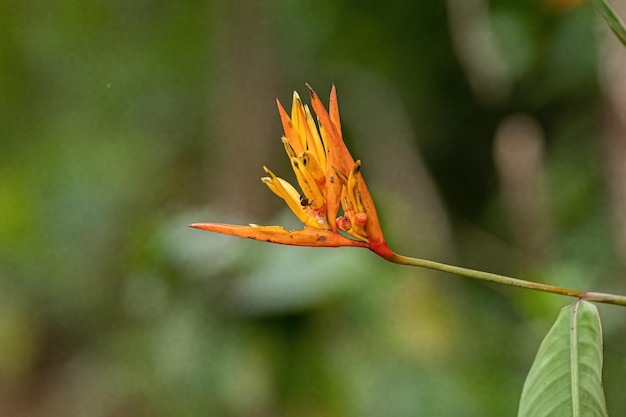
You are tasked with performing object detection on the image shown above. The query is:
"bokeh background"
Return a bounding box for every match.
[2,0,626,415]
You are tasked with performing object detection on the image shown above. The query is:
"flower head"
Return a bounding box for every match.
[191,85,395,259]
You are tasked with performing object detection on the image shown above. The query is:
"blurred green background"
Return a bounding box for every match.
[2,0,626,415]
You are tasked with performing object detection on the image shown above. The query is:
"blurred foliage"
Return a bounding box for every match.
[1,0,626,416]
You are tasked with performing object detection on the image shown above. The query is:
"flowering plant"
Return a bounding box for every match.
[191,83,626,415]
[191,85,626,308]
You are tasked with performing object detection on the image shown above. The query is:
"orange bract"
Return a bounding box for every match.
[191,85,395,259]
[189,223,368,248]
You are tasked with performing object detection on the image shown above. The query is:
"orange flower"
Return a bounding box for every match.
[191,85,395,260]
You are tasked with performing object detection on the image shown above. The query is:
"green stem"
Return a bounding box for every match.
[387,253,626,307]
[592,0,626,47]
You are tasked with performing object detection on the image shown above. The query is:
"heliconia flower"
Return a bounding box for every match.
[189,87,626,307]
[191,85,396,260]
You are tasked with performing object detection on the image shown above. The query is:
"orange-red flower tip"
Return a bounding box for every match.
[189,222,368,248]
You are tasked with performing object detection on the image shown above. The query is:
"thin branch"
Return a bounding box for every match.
[387,253,626,307]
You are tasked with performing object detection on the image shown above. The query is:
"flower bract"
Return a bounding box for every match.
[191,85,395,260]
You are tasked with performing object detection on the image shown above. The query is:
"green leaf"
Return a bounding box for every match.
[518,300,607,417]
[592,0,626,47]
